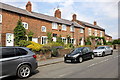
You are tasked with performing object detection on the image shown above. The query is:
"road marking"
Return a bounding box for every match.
[57,72,73,78]
[57,54,119,78]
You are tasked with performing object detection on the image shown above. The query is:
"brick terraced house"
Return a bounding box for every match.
[71,14,110,45]
[105,34,112,42]
[0,1,85,46]
[0,1,112,46]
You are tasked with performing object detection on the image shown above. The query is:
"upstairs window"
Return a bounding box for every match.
[88,28,91,36]
[70,26,74,32]
[95,30,97,36]
[80,28,84,33]
[41,26,46,32]
[52,23,58,29]
[22,22,28,29]
[62,24,66,31]
[100,31,103,37]
[0,14,2,23]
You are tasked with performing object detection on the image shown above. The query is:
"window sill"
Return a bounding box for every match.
[61,30,67,32]
[70,32,74,33]
[52,29,58,31]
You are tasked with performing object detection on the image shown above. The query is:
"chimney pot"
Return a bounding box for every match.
[94,21,97,25]
[26,1,32,12]
[54,9,61,18]
[72,14,77,21]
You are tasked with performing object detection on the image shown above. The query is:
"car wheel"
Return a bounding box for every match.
[91,54,94,59]
[110,50,113,55]
[102,52,105,57]
[17,65,31,78]
[79,57,83,63]
[64,60,67,63]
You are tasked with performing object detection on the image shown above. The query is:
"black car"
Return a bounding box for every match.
[64,47,94,63]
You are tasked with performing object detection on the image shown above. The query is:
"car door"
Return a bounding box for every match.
[2,48,22,76]
[0,47,2,77]
[105,47,110,55]
[86,47,92,59]
[106,46,111,54]
[82,47,89,60]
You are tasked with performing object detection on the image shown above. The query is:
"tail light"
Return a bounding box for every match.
[33,55,37,59]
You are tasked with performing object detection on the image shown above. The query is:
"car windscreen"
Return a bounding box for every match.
[97,47,105,49]
[70,48,83,55]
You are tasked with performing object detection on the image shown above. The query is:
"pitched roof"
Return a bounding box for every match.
[0,2,84,28]
[77,20,105,31]
[105,34,112,37]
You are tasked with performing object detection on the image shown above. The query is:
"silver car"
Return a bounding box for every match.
[0,47,38,78]
[93,46,113,57]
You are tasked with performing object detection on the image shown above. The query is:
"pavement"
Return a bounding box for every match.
[38,49,118,67]
[38,57,63,67]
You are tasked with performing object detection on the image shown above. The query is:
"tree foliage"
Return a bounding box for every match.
[27,31,34,41]
[14,20,26,45]
[47,32,53,43]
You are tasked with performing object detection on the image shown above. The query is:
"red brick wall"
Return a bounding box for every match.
[1,10,84,46]
[84,27,105,39]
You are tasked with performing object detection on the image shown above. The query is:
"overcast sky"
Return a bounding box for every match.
[1,0,119,39]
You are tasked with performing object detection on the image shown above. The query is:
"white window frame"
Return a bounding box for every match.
[70,26,74,32]
[88,28,91,36]
[52,23,58,29]
[22,22,28,29]
[32,38,38,43]
[61,37,67,44]
[70,38,75,44]
[95,30,97,36]
[62,24,67,31]
[41,26,46,32]
[41,36,47,44]
[100,31,103,37]
[80,28,84,33]
[0,14,2,23]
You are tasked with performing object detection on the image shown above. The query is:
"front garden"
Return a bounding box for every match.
[13,20,119,60]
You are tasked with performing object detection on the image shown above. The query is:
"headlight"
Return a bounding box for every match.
[64,54,67,57]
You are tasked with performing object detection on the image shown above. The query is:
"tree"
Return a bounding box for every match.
[47,32,53,43]
[27,31,34,41]
[56,35,63,44]
[14,20,26,45]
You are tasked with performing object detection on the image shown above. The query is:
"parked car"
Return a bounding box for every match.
[0,47,38,78]
[64,47,94,63]
[93,46,113,57]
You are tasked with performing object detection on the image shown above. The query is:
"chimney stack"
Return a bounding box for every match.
[54,9,61,18]
[72,14,77,21]
[94,21,97,25]
[26,1,32,12]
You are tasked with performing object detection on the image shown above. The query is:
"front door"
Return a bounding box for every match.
[6,33,14,46]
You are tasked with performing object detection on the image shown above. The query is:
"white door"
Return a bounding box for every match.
[32,38,38,43]
[81,38,84,46]
[53,37,57,42]
[6,33,14,46]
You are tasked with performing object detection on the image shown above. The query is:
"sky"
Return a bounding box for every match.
[1,0,119,39]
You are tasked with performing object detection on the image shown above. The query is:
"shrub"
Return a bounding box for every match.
[18,40,31,47]
[64,43,74,49]
[51,48,59,57]
[106,41,112,45]
[27,41,43,51]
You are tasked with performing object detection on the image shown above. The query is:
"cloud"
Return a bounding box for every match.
[1,0,118,39]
